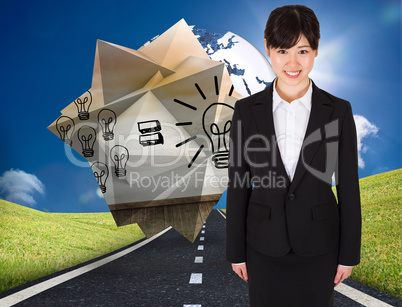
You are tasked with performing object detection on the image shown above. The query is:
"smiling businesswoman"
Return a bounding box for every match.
[226,5,362,307]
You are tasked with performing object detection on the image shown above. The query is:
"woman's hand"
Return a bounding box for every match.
[334,265,353,287]
[232,263,248,282]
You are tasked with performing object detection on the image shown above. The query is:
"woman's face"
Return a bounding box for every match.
[265,34,318,89]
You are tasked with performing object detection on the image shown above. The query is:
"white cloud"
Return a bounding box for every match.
[0,169,45,207]
[354,115,379,168]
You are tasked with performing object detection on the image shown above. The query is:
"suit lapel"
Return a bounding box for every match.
[251,82,290,187]
[289,81,334,193]
[251,80,334,193]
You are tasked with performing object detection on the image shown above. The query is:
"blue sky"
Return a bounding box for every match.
[0,0,400,213]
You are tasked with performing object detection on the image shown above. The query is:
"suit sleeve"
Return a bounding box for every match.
[226,101,252,263]
[335,101,362,266]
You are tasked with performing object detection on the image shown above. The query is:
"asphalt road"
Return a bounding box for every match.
[0,210,400,306]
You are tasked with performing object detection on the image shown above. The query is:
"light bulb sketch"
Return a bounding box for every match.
[202,103,234,169]
[91,162,109,193]
[56,116,75,146]
[78,125,96,157]
[98,109,117,141]
[74,90,92,120]
[110,145,129,177]
[174,75,235,168]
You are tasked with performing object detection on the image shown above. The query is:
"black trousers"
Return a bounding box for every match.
[246,245,338,307]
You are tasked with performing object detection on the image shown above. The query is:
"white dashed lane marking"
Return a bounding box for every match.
[186,222,206,307]
[189,273,203,284]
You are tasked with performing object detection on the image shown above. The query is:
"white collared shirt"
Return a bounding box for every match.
[272,79,312,182]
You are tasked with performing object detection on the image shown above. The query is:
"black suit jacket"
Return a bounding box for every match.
[226,80,362,266]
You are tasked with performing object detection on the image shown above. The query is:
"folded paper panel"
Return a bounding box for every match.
[48,18,244,242]
[139,19,210,70]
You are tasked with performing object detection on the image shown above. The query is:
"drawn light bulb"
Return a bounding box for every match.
[110,145,129,177]
[202,103,234,169]
[78,125,96,157]
[91,162,109,193]
[98,109,117,141]
[74,90,92,120]
[56,116,75,146]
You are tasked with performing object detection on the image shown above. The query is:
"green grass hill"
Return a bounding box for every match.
[0,204,145,293]
[349,168,401,299]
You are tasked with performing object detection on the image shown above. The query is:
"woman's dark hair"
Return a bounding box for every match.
[264,5,320,50]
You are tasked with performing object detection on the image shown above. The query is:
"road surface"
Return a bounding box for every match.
[0,210,400,306]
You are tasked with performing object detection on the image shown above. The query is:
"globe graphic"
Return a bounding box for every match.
[144,25,276,97]
[192,27,276,97]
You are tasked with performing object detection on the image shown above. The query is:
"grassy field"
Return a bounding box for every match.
[350,169,401,299]
[222,168,402,299]
[0,169,400,298]
[0,203,145,293]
